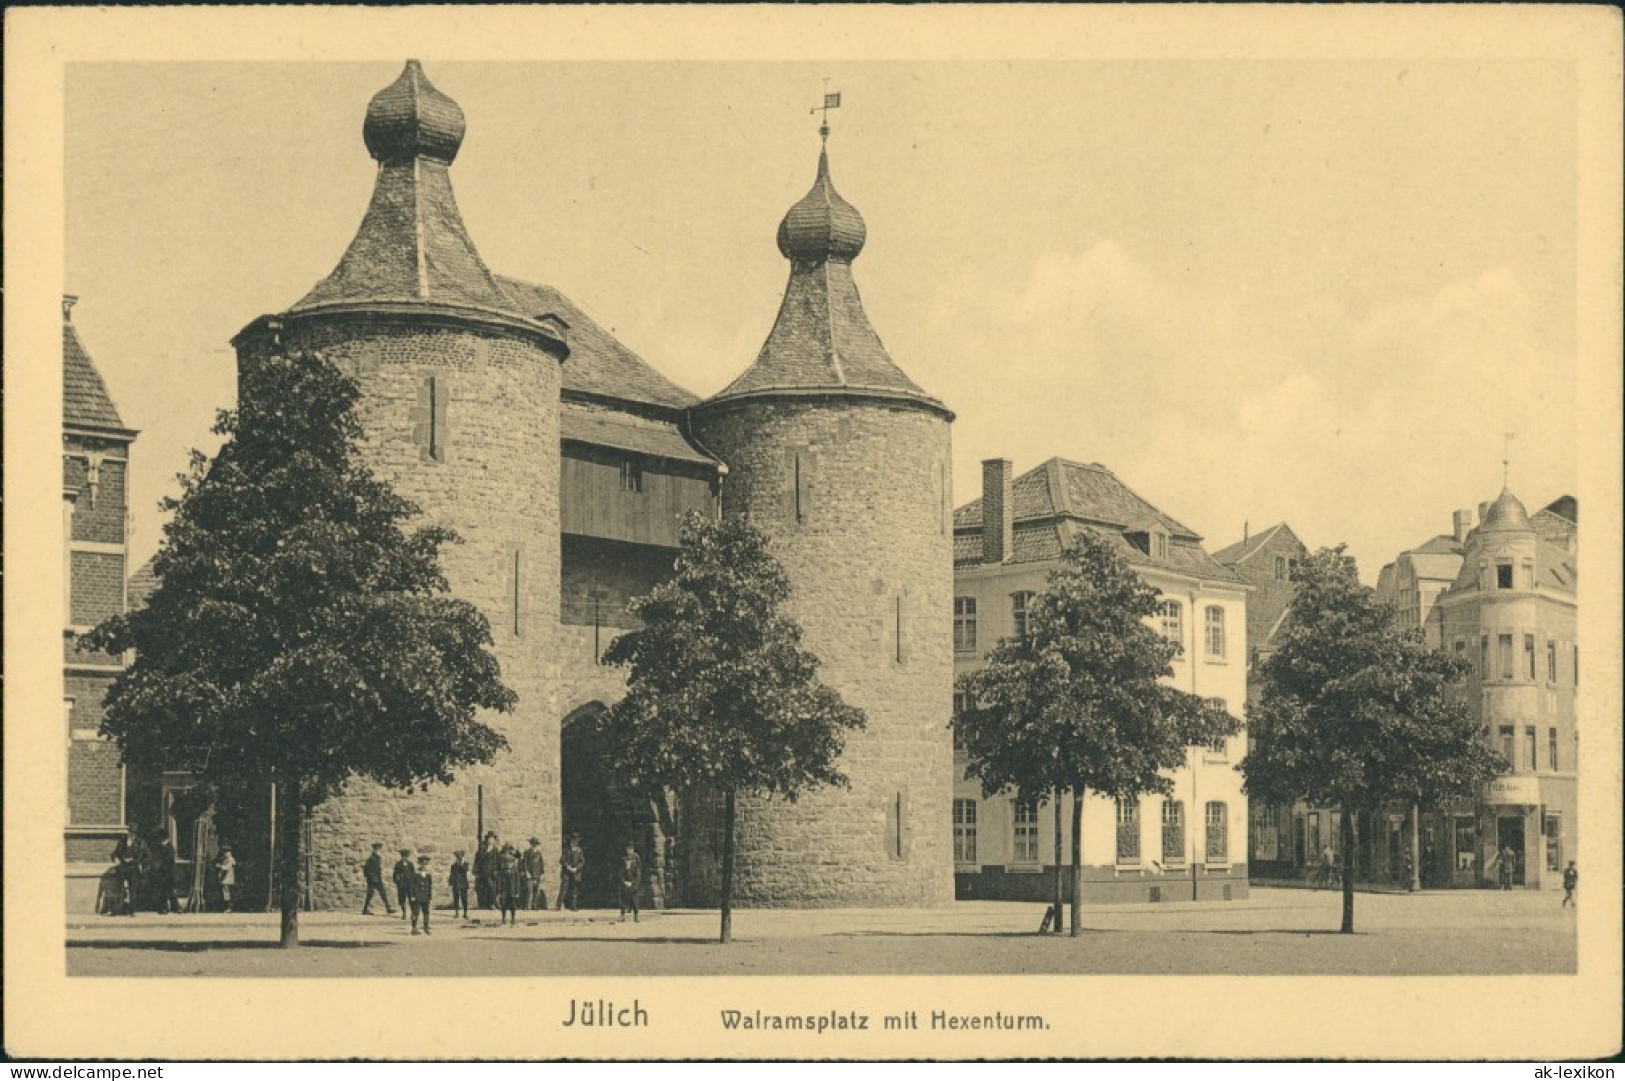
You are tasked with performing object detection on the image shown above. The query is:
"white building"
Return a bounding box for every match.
[951,458,1250,903]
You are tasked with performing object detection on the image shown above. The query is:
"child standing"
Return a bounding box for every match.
[410,854,434,935]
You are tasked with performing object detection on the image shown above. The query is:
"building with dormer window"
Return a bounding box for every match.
[950,457,1249,903]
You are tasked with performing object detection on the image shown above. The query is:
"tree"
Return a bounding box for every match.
[599,511,865,943]
[1242,546,1503,933]
[83,351,515,947]
[957,531,1236,937]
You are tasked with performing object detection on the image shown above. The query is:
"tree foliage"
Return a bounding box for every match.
[600,511,865,940]
[957,531,1236,805]
[83,351,515,943]
[1242,545,1501,812]
[956,531,1236,935]
[1242,545,1503,931]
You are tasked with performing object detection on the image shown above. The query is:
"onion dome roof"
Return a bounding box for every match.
[700,138,948,418]
[776,148,867,263]
[363,60,466,165]
[1479,487,1535,534]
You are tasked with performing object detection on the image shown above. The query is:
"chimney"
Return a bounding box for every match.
[62,294,78,321]
[1453,509,1472,543]
[982,458,1014,564]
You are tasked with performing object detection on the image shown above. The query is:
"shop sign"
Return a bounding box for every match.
[1482,776,1540,805]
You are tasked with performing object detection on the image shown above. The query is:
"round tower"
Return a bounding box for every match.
[231,61,568,906]
[688,131,956,907]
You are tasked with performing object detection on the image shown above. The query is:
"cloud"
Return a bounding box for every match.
[931,242,1575,580]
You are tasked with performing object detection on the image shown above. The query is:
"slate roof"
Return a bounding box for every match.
[954,458,1241,582]
[1412,534,1465,556]
[1211,522,1295,567]
[1532,499,1577,547]
[498,277,699,412]
[954,459,1199,540]
[290,63,544,330]
[561,401,714,466]
[63,315,129,432]
[704,147,947,416]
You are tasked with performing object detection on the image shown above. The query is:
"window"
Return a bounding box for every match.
[1518,562,1534,590]
[953,597,977,652]
[1547,640,1557,683]
[1158,600,1183,647]
[1011,801,1039,864]
[1011,592,1035,640]
[1275,556,1287,581]
[1524,635,1536,681]
[1152,532,1169,560]
[1115,800,1141,864]
[1161,800,1186,864]
[1525,727,1536,772]
[1544,813,1562,872]
[1574,645,1579,686]
[619,460,643,493]
[1204,698,1228,755]
[414,375,449,462]
[1498,634,1513,680]
[1453,816,1477,872]
[1454,639,1467,668]
[951,692,968,751]
[1480,635,1490,676]
[1205,801,1228,862]
[1204,606,1226,658]
[1288,558,1299,579]
[790,451,807,523]
[1499,725,1515,767]
[1549,727,1559,772]
[1495,563,1513,589]
[952,799,978,864]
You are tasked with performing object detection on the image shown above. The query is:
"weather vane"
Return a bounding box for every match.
[1502,431,1516,488]
[811,78,841,143]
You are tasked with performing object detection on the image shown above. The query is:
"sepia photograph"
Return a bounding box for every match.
[6,4,1621,1063]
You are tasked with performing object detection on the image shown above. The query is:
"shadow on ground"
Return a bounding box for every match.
[68,939,388,951]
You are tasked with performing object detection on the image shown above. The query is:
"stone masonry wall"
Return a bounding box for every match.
[236,318,562,908]
[687,398,955,907]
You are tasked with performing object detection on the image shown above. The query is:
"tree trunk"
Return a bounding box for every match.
[1339,801,1355,934]
[1051,789,1064,935]
[278,777,303,948]
[1069,785,1084,937]
[719,788,736,944]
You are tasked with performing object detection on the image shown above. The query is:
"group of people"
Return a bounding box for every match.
[106,826,235,915]
[362,831,647,928]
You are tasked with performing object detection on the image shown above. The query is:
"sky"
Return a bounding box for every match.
[65,59,1579,579]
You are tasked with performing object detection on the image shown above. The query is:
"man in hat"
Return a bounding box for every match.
[151,827,179,914]
[475,831,499,911]
[618,841,643,923]
[559,832,586,912]
[496,843,522,926]
[448,849,471,918]
[362,841,394,916]
[392,848,415,920]
[410,854,435,935]
[522,836,547,911]
[110,827,147,917]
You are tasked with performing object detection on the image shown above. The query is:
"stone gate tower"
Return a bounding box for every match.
[232,62,568,904]
[687,130,957,906]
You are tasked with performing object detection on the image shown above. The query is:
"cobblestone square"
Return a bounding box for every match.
[66,886,1577,978]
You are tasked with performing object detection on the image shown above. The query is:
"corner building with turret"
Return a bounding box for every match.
[101,63,956,912]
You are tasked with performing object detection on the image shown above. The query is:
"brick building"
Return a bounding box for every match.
[950,458,1249,903]
[106,61,954,911]
[1212,522,1310,877]
[63,296,139,911]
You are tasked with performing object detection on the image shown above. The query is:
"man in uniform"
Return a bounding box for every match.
[362,841,394,915]
[392,847,415,920]
[559,832,586,912]
[522,836,547,911]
